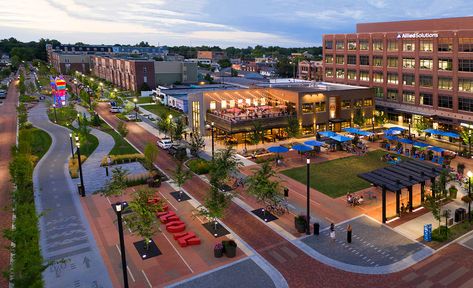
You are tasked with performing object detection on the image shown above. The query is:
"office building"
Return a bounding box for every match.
[298,60,323,81]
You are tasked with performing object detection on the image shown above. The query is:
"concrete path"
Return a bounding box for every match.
[73,105,115,194]
[29,102,112,288]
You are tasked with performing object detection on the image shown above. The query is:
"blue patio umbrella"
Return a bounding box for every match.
[357,130,374,137]
[292,144,313,152]
[304,140,325,147]
[329,134,352,142]
[390,127,407,131]
[429,146,445,153]
[267,146,289,153]
[343,127,360,134]
[398,138,414,144]
[319,131,337,137]
[413,141,430,148]
[384,135,398,141]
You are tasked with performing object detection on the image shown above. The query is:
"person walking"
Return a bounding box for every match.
[347,224,352,243]
[330,223,336,243]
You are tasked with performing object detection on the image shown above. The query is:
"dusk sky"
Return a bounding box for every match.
[1,0,473,47]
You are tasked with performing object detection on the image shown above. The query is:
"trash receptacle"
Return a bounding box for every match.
[313,223,320,235]
[77,184,82,195]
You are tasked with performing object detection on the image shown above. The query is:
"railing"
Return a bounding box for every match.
[206,112,296,133]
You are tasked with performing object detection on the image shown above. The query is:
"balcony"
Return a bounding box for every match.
[206,111,296,133]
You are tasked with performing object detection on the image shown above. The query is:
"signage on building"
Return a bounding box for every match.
[396,32,439,39]
[329,97,336,119]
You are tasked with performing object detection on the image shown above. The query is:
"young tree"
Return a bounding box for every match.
[460,129,473,156]
[189,130,205,157]
[250,121,264,147]
[172,117,185,141]
[143,142,158,170]
[374,112,387,128]
[285,117,300,139]
[414,117,431,139]
[117,121,128,137]
[174,162,192,198]
[246,161,281,205]
[101,167,129,198]
[353,106,366,128]
[124,188,161,250]
[424,194,442,236]
[157,111,172,138]
[443,208,452,238]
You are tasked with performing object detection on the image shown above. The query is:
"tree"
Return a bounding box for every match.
[249,121,264,147]
[374,112,388,128]
[143,142,158,170]
[157,111,173,138]
[218,59,232,69]
[424,193,442,236]
[171,117,185,141]
[460,128,473,157]
[189,130,205,157]
[246,161,282,205]
[174,162,191,198]
[101,167,129,198]
[139,82,151,91]
[442,208,452,238]
[123,188,161,250]
[117,121,128,137]
[204,73,214,83]
[414,117,431,139]
[285,116,300,139]
[353,106,366,128]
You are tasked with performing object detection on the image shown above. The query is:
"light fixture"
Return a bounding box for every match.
[468,171,472,178]
[75,136,79,142]
[69,133,72,138]
[307,158,310,164]
[115,202,122,212]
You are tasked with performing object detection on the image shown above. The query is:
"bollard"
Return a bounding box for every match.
[105,166,109,176]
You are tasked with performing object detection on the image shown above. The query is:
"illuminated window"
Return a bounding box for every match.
[260,98,266,105]
[387,57,398,68]
[438,38,453,52]
[325,69,333,78]
[459,78,473,92]
[439,77,453,90]
[336,40,345,50]
[459,38,473,52]
[419,40,433,52]
[403,74,415,86]
[237,99,243,106]
[403,41,415,52]
[373,40,383,51]
[315,101,326,112]
[387,89,398,101]
[359,71,369,81]
[387,40,398,51]
[229,99,235,108]
[210,101,216,110]
[402,91,415,104]
[221,100,227,109]
[341,100,351,109]
[387,73,398,84]
[347,70,356,80]
[325,40,333,50]
[419,59,433,70]
[302,103,314,113]
[373,56,383,67]
[253,98,258,106]
[402,58,416,69]
[245,99,251,105]
[359,40,369,50]
[348,40,357,50]
[336,55,345,64]
[325,55,333,64]
[364,99,373,106]
[373,72,383,83]
[438,59,452,71]
[336,69,345,78]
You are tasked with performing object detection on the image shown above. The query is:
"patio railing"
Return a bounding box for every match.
[206,112,296,133]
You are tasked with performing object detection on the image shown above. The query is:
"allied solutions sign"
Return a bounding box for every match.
[397,32,439,39]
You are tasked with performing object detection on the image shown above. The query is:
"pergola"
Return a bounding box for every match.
[358,160,443,223]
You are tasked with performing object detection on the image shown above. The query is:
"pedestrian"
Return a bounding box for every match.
[347,224,352,243]
[330,224,336,243]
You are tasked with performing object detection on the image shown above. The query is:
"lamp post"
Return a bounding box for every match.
[133,97,138,121]
[75,136,85,197]
[371,116,375,142]
[408,118,411,140]
[52,103,58,123]
[306,157,311,235]
[211,121,215,160]
[469,130,472,158]
[73,79,79,96]
[69,133,75,159]
[113,202,129,288]
[468,171,472,222]
[77,113,81,128]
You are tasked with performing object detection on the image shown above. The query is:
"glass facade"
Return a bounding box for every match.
[192,101,200,130]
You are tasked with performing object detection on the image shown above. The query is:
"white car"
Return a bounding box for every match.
[109,106,123,113]
[157,138,173,149]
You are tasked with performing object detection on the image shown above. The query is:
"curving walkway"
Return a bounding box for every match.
[29,102,112,288]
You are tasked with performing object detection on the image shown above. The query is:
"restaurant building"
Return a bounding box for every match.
[323,16,473,129]
[188,82,374,141]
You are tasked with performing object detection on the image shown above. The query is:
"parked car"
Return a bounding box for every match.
[125,114,137,121]
[109,106,123,113]
[157,138,173,149]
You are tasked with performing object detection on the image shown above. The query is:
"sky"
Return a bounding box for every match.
[0,0,473,47]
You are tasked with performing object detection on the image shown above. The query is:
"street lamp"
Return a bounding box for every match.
[113,202,129,288]
[306,157,311,235]
[52,103,58,123]
[469,130,472,158]
[75,136,85,197]
[73,79,79,96]
[468,171,472,222]
[133,97,138,121]
[168,114,173,141]
[69,133,75,159]
[77,113,81,128]
[371,116,375,142]
[408,118,412,139]
[211,121,215,160]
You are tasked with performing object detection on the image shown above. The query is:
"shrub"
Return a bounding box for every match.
[117,121,128,137]
[100,153,144,166]
[125,172,151,187]
[68,155,87,178]
[187,158,210,175]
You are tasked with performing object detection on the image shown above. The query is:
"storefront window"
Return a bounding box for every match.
[459,78,473,92]
[387,57,398,68]
[348,40,357,50]
[336,69,345,78]
[315,101,326,112]
[387,40,398,51]
[419,40,433,52]
[402,58,416,69]
[459,38,473,52]
[387,73,398,84]
[336,55,344,64]
[359,71,369,81]
[419,75,433,87]
[402,91,415,104]
[403,41,415,52]
[420,93,433,106]
[192,101,200,129]
[336,40,345,50]
[325,69,333,78]
[210,101,216,110]
[387,89,398,101]
[373,56,383,67]
[419,59,433,70]
[347,55,356,65]
[438,59,452,71]
[459,59,473,72]
[302,103,314,113]
[341,99,351,109]
[359,40,369,50]
[374,87,384,98]
[373,40,383,51]
[359,55,369,65]
[459,97,473,112]
[438,95,453,109]
[373,72,383,83]
[403,74,415,86]
[221,100,227,109]
[325,55,333,64]
[438,38,453,51]
[364,99,373,106]
[325,40,333,50]
[229,99,235,108]
[347,70,356,80]
[302,125,314,136]
[439,77,453,90]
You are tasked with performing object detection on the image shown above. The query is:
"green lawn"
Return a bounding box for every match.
[127,96,155,104]
[281,150,401,198]
[140,103,182,118]
[19,127,52,160]
[77,132,99,158]
[99,122,138,155]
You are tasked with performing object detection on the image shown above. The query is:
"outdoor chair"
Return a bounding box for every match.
[173,231,194,240]
[432,156,438,163]
[438,157,444,165]
[160,214,179,224]
[156,210,175,218]
[166,221,186,233]
[420,154,425,161]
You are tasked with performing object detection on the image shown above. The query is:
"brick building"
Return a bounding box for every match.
[298,60,323,81]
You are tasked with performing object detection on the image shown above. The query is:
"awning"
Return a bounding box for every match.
[292,144,313,152]
[329,134,352,142]
[413,142,430,148]
[424,129,460,139]
[319,131,337,137]
[398,138,414,144]
[304,140,325,147]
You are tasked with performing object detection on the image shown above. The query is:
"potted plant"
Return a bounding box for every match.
[222,240,237,258]
[457,163,466,176]
[294,215,307,233]
[214,243,224,258]
[449,185,458,199]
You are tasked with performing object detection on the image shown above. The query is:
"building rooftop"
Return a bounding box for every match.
[356,16,473,33]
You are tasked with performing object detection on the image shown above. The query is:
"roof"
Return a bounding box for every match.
[358,160,444,191]
[273,82,370,93]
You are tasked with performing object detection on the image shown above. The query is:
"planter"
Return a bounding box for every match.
[214,247,223,258]
[222,240,237,258]
[295,221,306,233]
[449,188,458,199]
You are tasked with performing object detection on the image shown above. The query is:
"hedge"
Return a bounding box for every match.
[100,153,144,166]
[187,158,210,175]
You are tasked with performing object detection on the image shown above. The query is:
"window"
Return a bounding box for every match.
[302,103,314,113]
[403,41,415,52]
[438,59,452,71]
[419,59,433,70]
[325,40,333,49]
[347,70,356,80]
[459,78,473,92]
[373,72,383,83]
[438,95,453,109]
[359,55,369,65]
[459,59,473,72]
[402,58,416,69]
[364,99,373,106]
[420,93,433,106]
[373,56,383,67]
[403,74,415,86]
[336,69,345,78]
[359,40,369,50]
[387,89,398,101]
[419,75,433,87]
[387,57,398,68]
[439,77,453,90]
[341,100,351,109]
[210,101,216,110]
[373,40,383,51]
[348,40,357,50]
[419,40,433,52]
[221,100,227,109]
[387,40,398,51]
[459,38,473,52]
[143,66,147,73]
[374,87,384,98]
[336,55,345,64]
[403,91,415,104]
[325,55,333,64]
[347,55,356,65]
[336,40,345,50]
[325,69,333,78]
[459,97,473,112]
[387,73,398,84]
[315,101,326,112]
[359,71,369,81]
[438,38,453,52]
